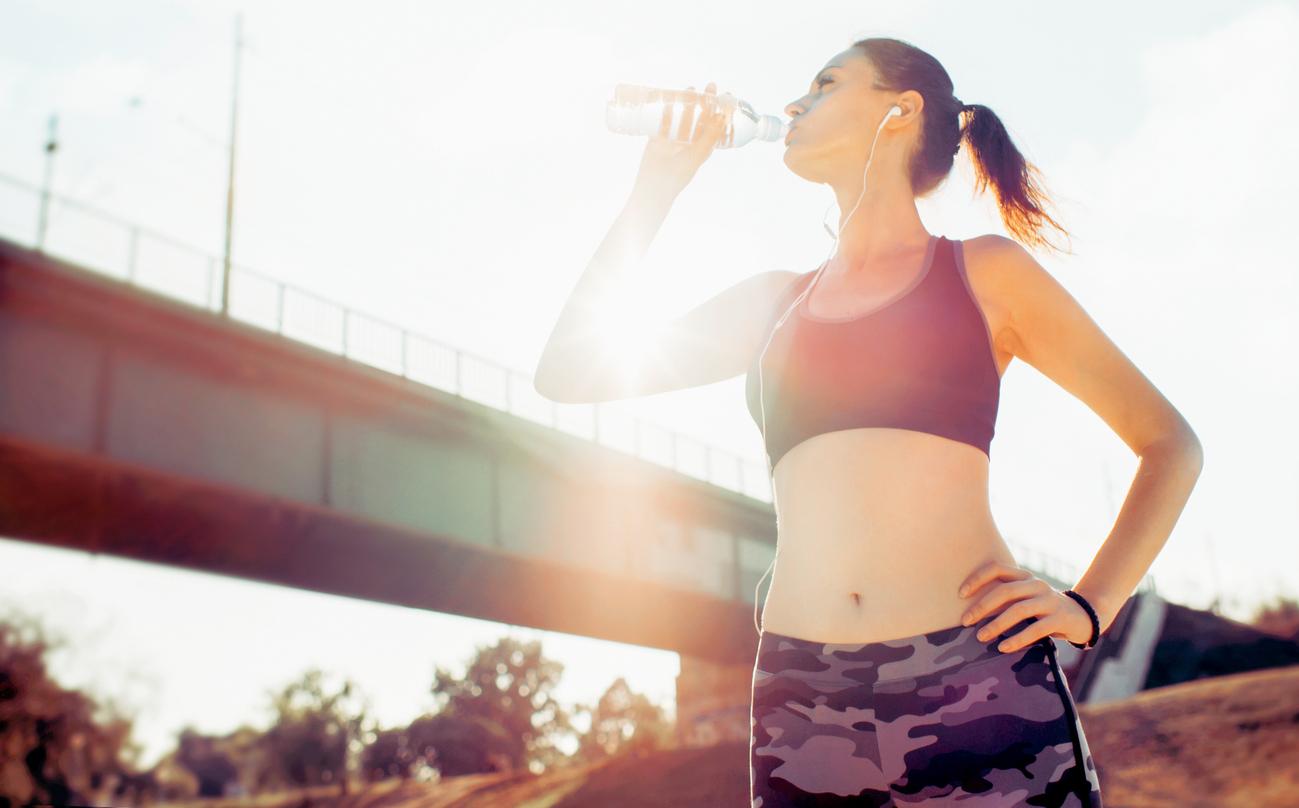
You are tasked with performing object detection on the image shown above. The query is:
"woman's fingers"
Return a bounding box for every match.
[996,612,1060,653]
[960,578,1043,626]
[650,81,725,151]
[700,82,725,146]
[685,85,704,144]
[976,595,1050,647]
[677,86,697,143]
[656,87,673,140]
[679,84,702,148]
[958,560,1031,598]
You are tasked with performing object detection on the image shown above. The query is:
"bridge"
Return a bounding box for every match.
[0,174,1160,747]
[0,234,788,665]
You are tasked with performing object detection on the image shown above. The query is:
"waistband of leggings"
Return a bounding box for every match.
[756,614,1045,686]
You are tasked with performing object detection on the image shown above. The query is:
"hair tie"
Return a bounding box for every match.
[1062,589,1102,649]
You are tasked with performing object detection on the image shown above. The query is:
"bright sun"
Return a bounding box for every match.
[588,295,668,389]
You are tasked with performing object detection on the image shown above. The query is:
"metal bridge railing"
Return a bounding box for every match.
[0,170,775,503]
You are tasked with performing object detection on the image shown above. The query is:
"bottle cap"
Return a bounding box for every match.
[755,115,787,142]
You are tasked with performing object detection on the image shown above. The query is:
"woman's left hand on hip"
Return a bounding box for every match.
[956,560,1094,652]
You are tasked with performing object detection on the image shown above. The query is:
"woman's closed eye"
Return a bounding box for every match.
[816,76,833,90]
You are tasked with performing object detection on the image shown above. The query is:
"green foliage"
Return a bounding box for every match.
[573,676,672,763]
[0,607,145,806]
[359,725,420,782]
[0,601,674,804]
[405,711,516,777]
[252,668,373,794]
[428,635,575,774]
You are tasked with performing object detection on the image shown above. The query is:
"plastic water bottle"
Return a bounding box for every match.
[605,83,788,149]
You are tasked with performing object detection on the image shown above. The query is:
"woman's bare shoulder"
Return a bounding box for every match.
[960,234,1020,274]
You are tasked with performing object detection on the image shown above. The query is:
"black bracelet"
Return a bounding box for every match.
[1062,589,1101,650]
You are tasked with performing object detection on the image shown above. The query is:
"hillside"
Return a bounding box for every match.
[157,664,1299,808]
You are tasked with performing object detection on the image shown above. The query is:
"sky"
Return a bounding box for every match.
[2,0,1297,771]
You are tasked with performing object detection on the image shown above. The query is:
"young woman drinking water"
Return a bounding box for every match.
[535,36,1202,807]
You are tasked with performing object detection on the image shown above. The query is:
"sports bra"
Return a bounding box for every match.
[745,235,1001,471]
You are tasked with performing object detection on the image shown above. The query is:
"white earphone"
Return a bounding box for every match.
[752,103,904,636]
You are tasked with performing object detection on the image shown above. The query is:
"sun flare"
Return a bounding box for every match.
[587,297,667,388]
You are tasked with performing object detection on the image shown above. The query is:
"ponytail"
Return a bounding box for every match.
[853,37,1072,254]
[958,101,1071,253]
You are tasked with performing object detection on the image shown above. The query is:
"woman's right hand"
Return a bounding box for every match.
[633,81,734,199]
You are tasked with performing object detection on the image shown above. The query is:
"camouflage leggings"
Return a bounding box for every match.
[749,614,1103,806]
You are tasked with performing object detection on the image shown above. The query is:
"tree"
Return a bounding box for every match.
[359,726,419,783]
[0,607,144,807]
[404,712,516,777]
[168,724,264,798]
[573,677,672,763]
[174,728,239,797]
[428,635,574,774]
[252,668,373,795]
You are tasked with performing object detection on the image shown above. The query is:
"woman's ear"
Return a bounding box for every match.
[895,90,925,123]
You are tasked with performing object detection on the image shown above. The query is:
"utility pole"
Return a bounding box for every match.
[221,11,244,317]
[36,114,59,251]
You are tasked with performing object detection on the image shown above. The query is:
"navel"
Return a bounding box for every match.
[849,592,862,606]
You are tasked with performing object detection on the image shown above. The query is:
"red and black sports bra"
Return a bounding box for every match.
[745,235,1001,471]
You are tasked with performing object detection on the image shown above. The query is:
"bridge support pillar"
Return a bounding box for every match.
[674,653,753,748]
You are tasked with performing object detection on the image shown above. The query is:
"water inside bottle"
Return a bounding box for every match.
[606,83,788,148]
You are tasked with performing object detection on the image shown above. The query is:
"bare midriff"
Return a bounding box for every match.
[759,427,1018,645]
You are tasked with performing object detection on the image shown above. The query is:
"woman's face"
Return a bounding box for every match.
[782,49,917,181]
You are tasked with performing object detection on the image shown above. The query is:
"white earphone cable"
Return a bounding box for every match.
[752,104,904,636]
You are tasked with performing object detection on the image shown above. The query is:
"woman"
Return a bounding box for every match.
[535,37,1202,807]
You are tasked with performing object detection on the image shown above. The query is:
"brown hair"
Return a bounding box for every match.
[852,37,1071,254]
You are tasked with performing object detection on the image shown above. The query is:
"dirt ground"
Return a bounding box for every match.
[157,663,1299,808]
